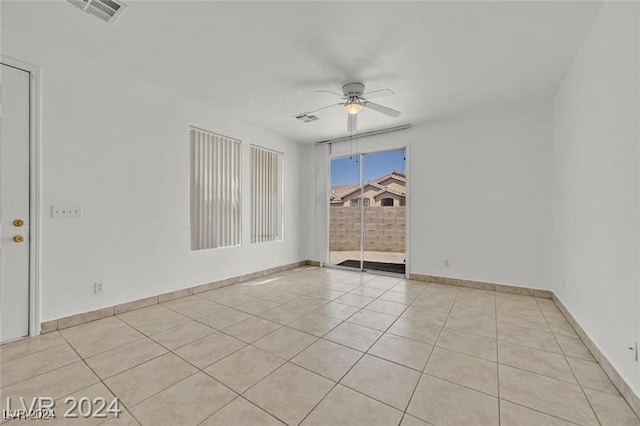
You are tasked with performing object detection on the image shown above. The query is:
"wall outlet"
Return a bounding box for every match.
[94,282,104,294]
[51,205,83,219]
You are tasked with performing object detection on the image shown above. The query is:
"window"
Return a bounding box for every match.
[189,127,241,250]
[350,197,369,207]
[381,198,394,206]
[250,145,283,243]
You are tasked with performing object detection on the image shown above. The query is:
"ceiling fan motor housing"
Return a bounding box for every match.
[342,82,365,97]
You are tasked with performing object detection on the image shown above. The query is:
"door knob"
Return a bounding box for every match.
[13,235,24,243]
[13,219,24,227]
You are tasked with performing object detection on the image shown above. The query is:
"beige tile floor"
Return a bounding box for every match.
[1,267,639,425]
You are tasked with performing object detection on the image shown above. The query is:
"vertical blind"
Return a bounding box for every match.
[250,145,283,243]
[189,127,241,250]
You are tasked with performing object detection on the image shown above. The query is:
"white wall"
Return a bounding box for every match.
[308,105,554,289]
[553,2,640,395]
[3,16,307,322]
[411,106,553,288]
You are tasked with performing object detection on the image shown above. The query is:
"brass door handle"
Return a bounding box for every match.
[13,235,24,243]
[13,219,24,227]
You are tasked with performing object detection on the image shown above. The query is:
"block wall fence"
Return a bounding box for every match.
[329,206,406,252]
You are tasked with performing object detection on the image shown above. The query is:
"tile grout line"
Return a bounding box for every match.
[194,395,241,425]
[99,350,170,382]
[294,275,421,425]
[56,331,145,426]
[538,299,604,426]
[242,309,373,423]
[1,327,152,390]
[294,328,432,380]
[426,337,497,363]
[400,284,460,424]
[501,398,584,426]
[0,335,68,365]
[0,341,81,388]
[415,292,605,426]
[193,308,343,406]
[187,282,378,364]
[496,350,596,387]
[410,296,584,402]
[111,316,254,423]
[498,304,590,426]
[67,307,255,423]
[64,314,227,411]
[494,295,598,426]
[197,395,288,426]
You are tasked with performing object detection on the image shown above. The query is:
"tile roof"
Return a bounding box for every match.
[330,170,406,202]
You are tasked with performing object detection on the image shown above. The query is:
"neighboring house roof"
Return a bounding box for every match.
[330,170,406,203]
[330,184,359,201]
[376,170,406,183]
[373,187,405,199]
[340,183,384,200]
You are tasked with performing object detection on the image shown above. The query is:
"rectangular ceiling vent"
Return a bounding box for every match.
[294,113,319,123]
[67,0,127,24]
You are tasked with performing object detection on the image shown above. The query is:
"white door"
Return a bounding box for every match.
[0,63,31,343]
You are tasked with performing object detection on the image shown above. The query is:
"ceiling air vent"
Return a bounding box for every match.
[67,0,127,24]
[294,113,319,123]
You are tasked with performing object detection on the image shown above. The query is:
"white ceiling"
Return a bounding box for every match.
[4,1,602,143]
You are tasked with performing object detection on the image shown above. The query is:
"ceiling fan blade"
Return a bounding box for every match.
[316,89,345,97]
[362,101,401,118]
[347,114,357,133]
[362,88,395,100]
[302,103,343,115]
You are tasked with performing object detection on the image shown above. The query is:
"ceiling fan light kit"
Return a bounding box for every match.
[345,101,363,115]
[296,82,401,132]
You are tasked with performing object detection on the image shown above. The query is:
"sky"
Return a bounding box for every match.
[331,148,406,186]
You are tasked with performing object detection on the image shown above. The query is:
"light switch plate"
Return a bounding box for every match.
[51,205,83,218]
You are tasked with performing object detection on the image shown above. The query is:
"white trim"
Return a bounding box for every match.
[316,124,411,145]
[637,9,640,391]
[1,55,42,336]
[321,144,330,266]
[404,142,411,279]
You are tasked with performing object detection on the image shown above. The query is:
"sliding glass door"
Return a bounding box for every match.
[329,148,406,275]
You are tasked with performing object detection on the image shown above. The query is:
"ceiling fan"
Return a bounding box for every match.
[297,82,401,132]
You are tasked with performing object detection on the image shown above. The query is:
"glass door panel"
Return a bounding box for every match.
[329,155,362,270]
[362,149,406,275]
